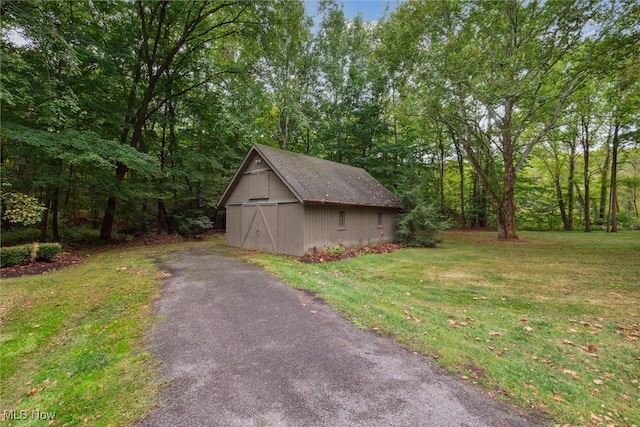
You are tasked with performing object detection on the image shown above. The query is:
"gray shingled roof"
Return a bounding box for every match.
[220,144,400,208]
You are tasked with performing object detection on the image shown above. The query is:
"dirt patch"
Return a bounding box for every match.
[299,243,405,263]
[0,251,86,279]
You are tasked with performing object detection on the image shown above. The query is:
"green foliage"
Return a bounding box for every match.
[0,185,47,226]
[396,187,448,247]
[0,245,31,268]
[0,243,62,267]
[0,0,637,243]
[326,245,345,256]
[167,209,213,237]
[0,227,41,247]
[35,242,62,262]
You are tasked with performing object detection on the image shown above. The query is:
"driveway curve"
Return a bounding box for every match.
[138,250,546,427]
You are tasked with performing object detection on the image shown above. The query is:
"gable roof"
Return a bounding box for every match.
[219,144,400,208]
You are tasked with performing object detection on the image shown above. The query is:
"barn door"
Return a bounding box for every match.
[242,204,277,252]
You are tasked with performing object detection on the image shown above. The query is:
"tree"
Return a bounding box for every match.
[386,0,604,239]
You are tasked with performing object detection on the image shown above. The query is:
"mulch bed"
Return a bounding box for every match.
[0,251,86,279]
[0,233,187,279]
[298,242,406,263]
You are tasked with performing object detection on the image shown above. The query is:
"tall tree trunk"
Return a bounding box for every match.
[598,130,611,226]
[554,172,569,230]
[100,163,128,241]
[39,197,50,242]
[498,100,518,239]
[607,121,620,232]
[452,132,466,228]
[580,116,591,232]
[438,137,446,214]
[566,139,575,231]
[51,187,60,242]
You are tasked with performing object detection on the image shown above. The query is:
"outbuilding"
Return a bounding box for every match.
[218,144,400,256]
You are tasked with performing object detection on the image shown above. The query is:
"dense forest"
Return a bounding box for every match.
[1,0,638,244]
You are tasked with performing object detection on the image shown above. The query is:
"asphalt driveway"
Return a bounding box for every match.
[138,250,546,427]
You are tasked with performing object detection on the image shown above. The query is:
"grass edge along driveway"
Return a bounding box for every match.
[246,231,640,427]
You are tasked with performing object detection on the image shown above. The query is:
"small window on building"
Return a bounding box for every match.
[377,212,383,228]
[338,211,345,229]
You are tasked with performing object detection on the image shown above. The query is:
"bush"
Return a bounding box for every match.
[36,243,62,262]
[167,209,213,237]
[0,243,62,267]
[0,245,31,267]
[396,187,448,248]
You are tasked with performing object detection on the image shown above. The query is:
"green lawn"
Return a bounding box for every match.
[1,231,638,426]
[247,231,640,426]
[0,246,170,426]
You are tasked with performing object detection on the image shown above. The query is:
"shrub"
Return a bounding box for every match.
[0,245,31,267]
[327,245,345,256]
[36,243,62,262]
[167,209,213,237]
[0,242,62,267]
[396,187,448,248]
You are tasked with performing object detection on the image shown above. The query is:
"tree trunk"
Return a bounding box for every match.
[566,139,575,231]
[580,116,591,232]
[497,100,518,239]
[438,137,446,214]
[607,121,620,232]
[452,133,466,228]
[39,197,50,242]
[100,163,128,242]
[51,187,60,242]
[554,173,569,230]
[498,164,518,239]
[598,130,611,226]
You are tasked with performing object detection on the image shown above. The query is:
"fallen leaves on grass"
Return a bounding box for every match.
[562,368,580,379]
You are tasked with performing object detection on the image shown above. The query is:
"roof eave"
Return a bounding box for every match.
[301,199,401,209]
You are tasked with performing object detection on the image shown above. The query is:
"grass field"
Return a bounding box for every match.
[1,231,638,426]
[0,246,170,426]
[248,231,640,426]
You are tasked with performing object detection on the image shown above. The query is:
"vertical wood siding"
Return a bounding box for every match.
[226,205,242,247]
[302,205,397,254]
[277,203,304,256]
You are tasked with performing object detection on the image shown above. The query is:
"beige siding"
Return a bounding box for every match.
[277,203,304,256]
[226,205,242,247]
[302,205,397,254]
[245,152,268,173]
[226,156,296,205]
[226,177,249,204]
[249,172,269,199]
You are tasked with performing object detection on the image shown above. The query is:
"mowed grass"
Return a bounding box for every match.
[248,231,640,426]
[0,246,171,426]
